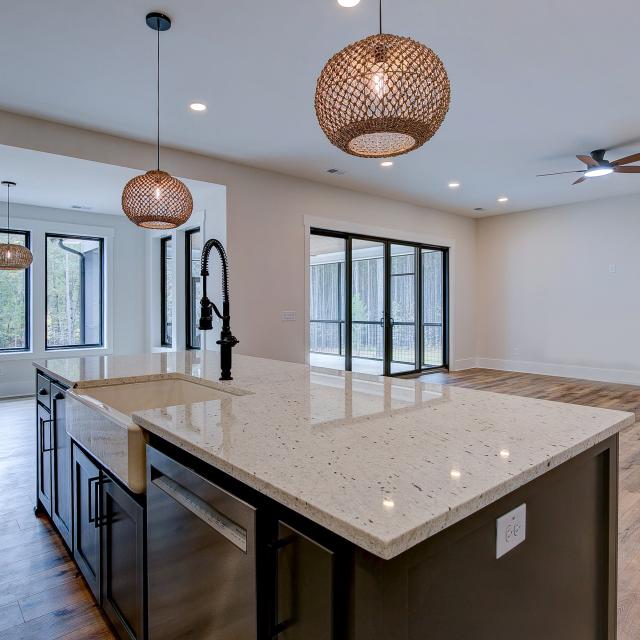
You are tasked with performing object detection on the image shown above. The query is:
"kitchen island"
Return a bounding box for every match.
[34,351,634,639]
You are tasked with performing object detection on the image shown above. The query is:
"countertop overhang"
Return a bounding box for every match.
[34,351,635,559]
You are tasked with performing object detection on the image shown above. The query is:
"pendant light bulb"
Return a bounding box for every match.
[121,12,193,229]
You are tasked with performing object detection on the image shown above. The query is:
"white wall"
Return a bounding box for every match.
[476,193,640,384]
[0,202,148,396]
[0,111,478,369]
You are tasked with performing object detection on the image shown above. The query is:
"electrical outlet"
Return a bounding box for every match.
[282,311,296,322]
[496,503,526,559]
[609,264,617,274]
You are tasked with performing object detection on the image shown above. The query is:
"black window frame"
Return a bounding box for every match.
[160,236,172,347]
[0,228,31,353]
[45,232,105,351]
[185,227,201,350]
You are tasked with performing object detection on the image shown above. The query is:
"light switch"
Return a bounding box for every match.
[608,264,616,274]
[496,503,526,559]
[282,311,296,322]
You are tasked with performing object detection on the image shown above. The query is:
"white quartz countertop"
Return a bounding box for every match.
[34,351,635,559]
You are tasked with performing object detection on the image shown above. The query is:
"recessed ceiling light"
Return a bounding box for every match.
[450,469,461,479]
[189,102,207,112]
[337,0,360,6]
[499,449,510,458]
[448,182,460,188]
[380,161,393,167]
[382,497,395,508]
[497,196,509,203]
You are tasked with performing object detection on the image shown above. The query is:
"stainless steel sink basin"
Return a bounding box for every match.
[66,376,243,494]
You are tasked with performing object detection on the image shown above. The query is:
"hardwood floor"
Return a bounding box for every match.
[2,370,640,638]
[0,398,115,640]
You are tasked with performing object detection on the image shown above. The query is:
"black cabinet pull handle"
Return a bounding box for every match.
[54,392,64,400]
[269,535,297,638]
[38,388,48,396]
[40,419,54,452]
[87,475,100,524]
[95,477,112,528]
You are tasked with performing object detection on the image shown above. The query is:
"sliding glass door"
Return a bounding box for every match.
[351,239,385,375]
[310,229,448,376]
[390,244,417,374]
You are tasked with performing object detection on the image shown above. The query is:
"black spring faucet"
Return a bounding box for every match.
[198,239,239,381]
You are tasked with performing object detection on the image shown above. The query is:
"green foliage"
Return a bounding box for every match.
[351,293,369,321]
[0,233,27,350]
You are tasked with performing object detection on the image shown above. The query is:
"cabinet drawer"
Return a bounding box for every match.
[36,374,51,410]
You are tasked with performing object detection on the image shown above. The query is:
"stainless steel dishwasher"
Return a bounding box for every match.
[146,446,257,639]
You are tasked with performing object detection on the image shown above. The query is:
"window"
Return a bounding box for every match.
[160,236,173,346]
[46,234,104,349]
[185,228,201,350]
[0,229,30,352]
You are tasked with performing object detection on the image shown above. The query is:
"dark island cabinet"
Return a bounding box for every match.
[101,474,145,640]
[36,402,53,516]
[71,441,146,640]
[51,384,72,548]
[272,521,335,639]
[72,443,102,600]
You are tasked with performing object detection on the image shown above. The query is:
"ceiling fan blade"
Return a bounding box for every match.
[577,154,598,167]
[612,152,640,166]
[613,165,640,173]
[537,170,584,177]
[572,176,586,185]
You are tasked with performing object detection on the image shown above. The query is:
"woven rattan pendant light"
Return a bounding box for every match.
[0,181,32,271]
[315,0,450,158]
[122,12,193,229]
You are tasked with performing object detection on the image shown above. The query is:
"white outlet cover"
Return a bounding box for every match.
[282,311,296,322]
[496,503,526,559]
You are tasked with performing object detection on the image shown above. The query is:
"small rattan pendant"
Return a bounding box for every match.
[0,181,32,271]
[122,12,193,229]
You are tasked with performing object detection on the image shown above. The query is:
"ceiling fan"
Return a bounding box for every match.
[537,149,640,185]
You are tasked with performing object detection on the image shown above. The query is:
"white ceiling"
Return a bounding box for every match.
[0,145,222,216]
[1,0,639,217]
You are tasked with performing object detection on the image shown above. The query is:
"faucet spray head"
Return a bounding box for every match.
[198,296,214,331]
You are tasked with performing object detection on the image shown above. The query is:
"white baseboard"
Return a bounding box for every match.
[476,357,640,386]
[0,381,34,399]
[451,358,478,371]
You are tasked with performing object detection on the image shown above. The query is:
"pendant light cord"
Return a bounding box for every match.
[156,19,160,171]
[6,183,10,244]
[379,0,382,35]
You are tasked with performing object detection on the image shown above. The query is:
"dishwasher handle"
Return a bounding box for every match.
[151,474,248,553]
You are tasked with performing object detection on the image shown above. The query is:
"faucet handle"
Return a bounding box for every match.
[217,335,239,348]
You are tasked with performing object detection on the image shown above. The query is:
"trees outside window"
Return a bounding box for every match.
[0,230,30,351]
[160,237,173,346]
[46,234,103,349]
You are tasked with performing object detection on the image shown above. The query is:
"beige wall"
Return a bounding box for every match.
[0,111,477,368]
[476,193,640,383]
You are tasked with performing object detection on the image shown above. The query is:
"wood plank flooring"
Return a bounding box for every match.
[0,398,115,640]
[2,369,640,638]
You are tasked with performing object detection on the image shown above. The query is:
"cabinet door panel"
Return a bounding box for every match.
[101,476,145,640]
[51,384,72,548]
[36,403,52,516]
[275,521,334,639]
[72,444,101,600]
